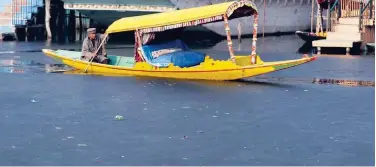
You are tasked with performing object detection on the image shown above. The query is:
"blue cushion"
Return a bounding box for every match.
[152,51,205,68]
[140,39,205,68]
[141,39,188,60]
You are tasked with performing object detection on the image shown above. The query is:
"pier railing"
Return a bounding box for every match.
[335,0,374,43]
[340,0,366,17]
[359,0,375,28]
[339,0,374,26]
[360,0,375,43]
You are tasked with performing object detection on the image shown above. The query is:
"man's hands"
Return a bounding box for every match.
[89,52,96,59]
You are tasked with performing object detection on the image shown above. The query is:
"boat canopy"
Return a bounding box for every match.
[105,0,258,34]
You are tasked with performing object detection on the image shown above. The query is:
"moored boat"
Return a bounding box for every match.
[295,31,326,42]
[42,0,317,81]
[295,0,336,42]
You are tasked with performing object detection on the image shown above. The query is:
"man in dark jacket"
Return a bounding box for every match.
[81,28,109,64]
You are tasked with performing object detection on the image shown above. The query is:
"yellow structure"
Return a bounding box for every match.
[42,0,317,81]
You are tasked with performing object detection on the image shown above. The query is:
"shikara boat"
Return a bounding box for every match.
[42,0,316,81]
[295,31,326,42]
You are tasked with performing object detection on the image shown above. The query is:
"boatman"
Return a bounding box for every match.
[81,28,109,64]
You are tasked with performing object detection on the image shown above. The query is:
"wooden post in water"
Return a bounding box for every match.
[45,0,52,39]
[79,12,83,41]
[68,10,76,42]
[326,0,330,32]
[263,0,266,37]
[237,22,242,43]
[316,2,319,34]
[311,0,314,33]
[57,1,65,42]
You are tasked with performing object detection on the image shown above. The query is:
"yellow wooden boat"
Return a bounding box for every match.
[42,0,317,81]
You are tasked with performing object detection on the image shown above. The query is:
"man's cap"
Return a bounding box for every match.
[87,28,96,34]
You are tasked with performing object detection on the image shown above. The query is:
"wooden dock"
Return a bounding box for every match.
[313,17,374,55]
[312,0,375,55]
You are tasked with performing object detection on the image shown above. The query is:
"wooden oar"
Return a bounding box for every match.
[84,34,109,73]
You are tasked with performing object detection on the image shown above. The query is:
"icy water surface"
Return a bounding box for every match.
[0,35,374,165]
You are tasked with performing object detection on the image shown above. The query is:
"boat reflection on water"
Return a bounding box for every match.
[0,67,25,73]
[0,59,44,66]
[298,42,314,54]
[0,59,43,74]
[62,70,133,77]
[59,67,295,89]
[1,59,46,72]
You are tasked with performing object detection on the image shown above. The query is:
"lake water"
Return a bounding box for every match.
[0,35,374,165]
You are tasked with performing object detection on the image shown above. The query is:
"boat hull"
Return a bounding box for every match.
[296,31,326,42]
[42,49,316,81]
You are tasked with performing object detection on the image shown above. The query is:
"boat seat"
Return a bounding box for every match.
[140,39,205,68]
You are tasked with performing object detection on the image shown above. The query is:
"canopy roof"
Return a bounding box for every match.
[105,0,258,34]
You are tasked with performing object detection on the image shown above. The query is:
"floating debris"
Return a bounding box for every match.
[212,115,218,118]
[285,90,289,91]
[182,135,188,139]
[182,106,190,109]
[121,156,125,158]
[225,113,230,115]
[77,144,87,147]
[67,136,74,139]
[31,99,37,103]
[0,51,15,54]
[196,130,204,134]
[182,157,188,160]
[55,126,62,130]
[143,108,148,111]
[304,90,308,91]
[114,115,124,120]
